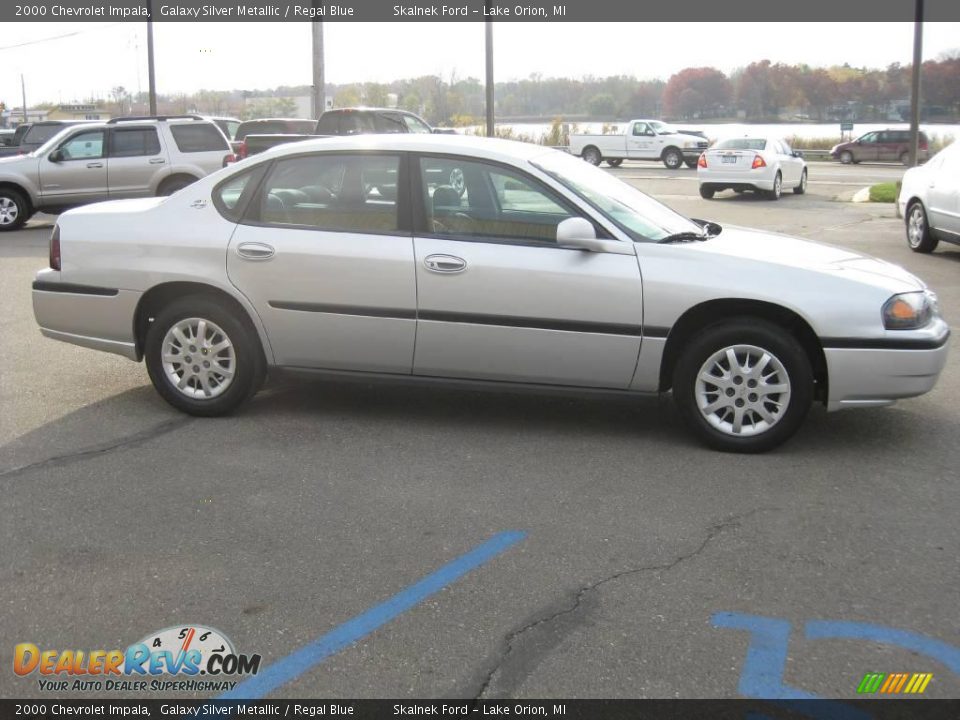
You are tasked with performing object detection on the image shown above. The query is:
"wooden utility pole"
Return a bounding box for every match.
[147,0,157,115]
[908,0,923,166]
[484,19,494,136]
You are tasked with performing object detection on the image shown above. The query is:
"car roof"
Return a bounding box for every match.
[258,133,554,164]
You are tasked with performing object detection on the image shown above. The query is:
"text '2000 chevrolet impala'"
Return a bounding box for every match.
[32,135,950,452]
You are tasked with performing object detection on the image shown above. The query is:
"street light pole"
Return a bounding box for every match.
[146,0,157,115]
[908,0,923,166]
[312,19,325,118]
[484,19,494,137]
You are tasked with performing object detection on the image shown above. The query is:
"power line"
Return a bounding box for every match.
[0,23,124,52]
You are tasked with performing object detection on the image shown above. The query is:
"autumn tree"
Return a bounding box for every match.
[663,67,731,119]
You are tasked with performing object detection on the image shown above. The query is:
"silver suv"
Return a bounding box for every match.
[0,115,231,231]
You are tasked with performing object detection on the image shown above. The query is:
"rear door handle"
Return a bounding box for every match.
[86,162,103,169]
[236,242,275,260]
[149,158,166,164]
[424,254,466,273]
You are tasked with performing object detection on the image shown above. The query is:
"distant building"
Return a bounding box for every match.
[4,108,50,126]
[47,104,108,121]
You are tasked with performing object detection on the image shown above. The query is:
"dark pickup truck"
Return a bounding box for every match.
[0,121,89,157]
[234,108,450,160]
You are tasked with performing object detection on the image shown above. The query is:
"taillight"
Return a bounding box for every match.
[237,141,248,159]
[751,154,767,169]
[920,140,928,150]
[222,153,236,167]
[49,225,61,270]
[697,153,707,168]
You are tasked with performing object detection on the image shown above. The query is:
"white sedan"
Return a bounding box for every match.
[899,141,960,254]
[697,137,808,200]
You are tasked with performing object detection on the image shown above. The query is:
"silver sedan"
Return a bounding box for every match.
[32,134,950,452]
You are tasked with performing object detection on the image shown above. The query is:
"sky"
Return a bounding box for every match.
[1,22,959,106]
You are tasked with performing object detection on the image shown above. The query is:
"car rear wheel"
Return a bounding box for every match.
[0,188,30,232]
[606,158,623,167]
[906,201,938,253]
[793,169,807,195]
[684,159,699,169]
[145,296,266,416]
[662,148,683,170]
[699,185,715,199]
[157,175,197,196]
[766,172,782,200]
[839,150,854,164]
[582,147,602,166]
[672,319,813,453]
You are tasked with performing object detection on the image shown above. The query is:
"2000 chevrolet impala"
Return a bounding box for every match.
[32,135,949,452]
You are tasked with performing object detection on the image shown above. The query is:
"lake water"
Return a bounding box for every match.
[484,121,960,143]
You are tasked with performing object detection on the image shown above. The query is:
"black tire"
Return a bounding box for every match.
[145,296,266,417]
[0,187,31,232]
[684,159,699,169]
[662,147,683,170]
[905,201,938,253]
[900,151,910,166]
[699,185,715,199]
[157,175,197,197]
[766,172,782,200]
[793,168,808,195]
[582,146,602,166]
[606,158,623,167]
[672,318,813,453]
[839,150,854,165]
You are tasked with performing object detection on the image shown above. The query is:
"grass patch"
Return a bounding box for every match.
[868,182,898,203]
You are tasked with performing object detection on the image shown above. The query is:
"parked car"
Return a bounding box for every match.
[0,115,231,231]
[697,137,807,200]
[233,108,445,160]
[899,141,960,253]
[569,120,709,169]
[202,116,241,142]
[0,129,16,146]
[831,129,929,165]
[31,135,949,452]
[231,118,317,154]
[0,120,93,158]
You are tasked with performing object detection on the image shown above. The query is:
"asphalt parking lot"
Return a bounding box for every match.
[1,161,958,702]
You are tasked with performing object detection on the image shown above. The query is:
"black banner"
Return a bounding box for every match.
[5,700,960,720]
[3,0,960,22]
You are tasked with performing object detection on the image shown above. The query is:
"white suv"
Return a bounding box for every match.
[0,115,231,231]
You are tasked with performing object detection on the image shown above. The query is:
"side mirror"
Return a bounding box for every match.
[557,217,604,251]
[792,151,803,158]
[48,149,63,163]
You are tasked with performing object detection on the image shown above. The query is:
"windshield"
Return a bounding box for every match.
[715,138,767,151]
[649,121,678,135]
[532,150,703,242]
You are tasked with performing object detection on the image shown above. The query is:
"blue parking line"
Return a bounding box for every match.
[219,530,527,700]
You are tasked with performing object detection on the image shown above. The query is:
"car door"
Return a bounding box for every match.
[627,122,656,159]
[875,131,897,162]
[37,128,108,205]
[855,132,879,162]
[225,151,418,373]
[107,125,169,198]
[411,154,643,389]
[927,151,960,237]
[776,140,802,185]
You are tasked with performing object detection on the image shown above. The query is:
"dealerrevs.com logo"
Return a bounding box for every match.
[14,625,261,693]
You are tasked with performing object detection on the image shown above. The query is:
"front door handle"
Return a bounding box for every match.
[149,158,166,165]
[86,162,103,169]
[424,254,466,273]
[236,242,275,260]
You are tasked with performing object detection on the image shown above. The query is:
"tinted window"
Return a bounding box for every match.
[59,130,105,159]
[110,127,161,157]
[257,154,400,233]
[236,121,286,139]
[340,113,377,135]
[316,113,340,135]
[373,113,407,134]
[859,132,878,143]
[420,157,573,244]
[170,123,229,152]
[26,124,72,146]
[716,138,767,150]
[401,114,432,134]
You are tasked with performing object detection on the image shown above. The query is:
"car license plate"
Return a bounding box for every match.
[722,155,737,164]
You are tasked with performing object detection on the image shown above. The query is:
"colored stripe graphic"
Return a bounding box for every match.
[856,673,885,693]
[857,672,932,694]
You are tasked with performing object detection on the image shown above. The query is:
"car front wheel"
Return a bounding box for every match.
[0,188,30,232]
[145,296,266,416]
[839,150,853,164]
[906,201,938,253]
[672,319,813,452]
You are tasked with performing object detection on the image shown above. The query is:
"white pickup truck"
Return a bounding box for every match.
[569,120,709,169]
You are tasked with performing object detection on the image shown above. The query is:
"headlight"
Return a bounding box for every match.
[882,291,937,330]
[683,141,697,148]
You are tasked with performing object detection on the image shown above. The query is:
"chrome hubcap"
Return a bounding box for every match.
[0,197,19,225]
[161,318,236,399]
[695,344,791,437]
[774,176,781,196]
[908,207,925,247]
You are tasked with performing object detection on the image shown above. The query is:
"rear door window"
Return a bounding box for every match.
[109,127,162,157]
[170,123,230,152]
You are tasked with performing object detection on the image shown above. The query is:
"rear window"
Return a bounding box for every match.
[316,113,340,134]
[715,138,767,151]
[373,113,407,134]
[169,123,229,153]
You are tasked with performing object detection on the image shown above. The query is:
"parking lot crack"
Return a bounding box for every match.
[0,417,193,480]
[467,507,775,700]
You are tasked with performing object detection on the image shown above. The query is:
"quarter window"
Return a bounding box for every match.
[419,157,573,244]
[169,123,229,152]
[59,130,105,160]
[110,128,161,157]
[256,154,400,233]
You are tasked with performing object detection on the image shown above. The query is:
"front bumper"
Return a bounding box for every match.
[824,320,950,411]
[32,270,141,361]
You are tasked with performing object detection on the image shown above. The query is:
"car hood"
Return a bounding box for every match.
[693,226,924,291]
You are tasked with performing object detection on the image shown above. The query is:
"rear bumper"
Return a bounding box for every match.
[824,322,950,411]
[698,169,775,191]
[32,272,141,361]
